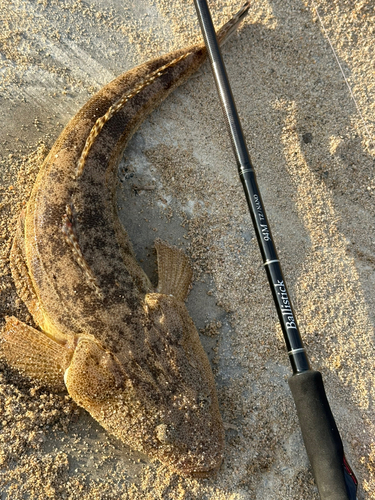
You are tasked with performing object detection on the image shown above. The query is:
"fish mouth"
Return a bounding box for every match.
[173,461,223,478]
[184,464,222,479]
[166,448,224,478]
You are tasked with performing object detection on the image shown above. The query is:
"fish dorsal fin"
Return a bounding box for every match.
[155,240,193,302]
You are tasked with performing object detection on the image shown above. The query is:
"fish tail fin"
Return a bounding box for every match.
[216,2,250,45]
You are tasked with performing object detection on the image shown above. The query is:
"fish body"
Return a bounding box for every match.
[1,3,249,476]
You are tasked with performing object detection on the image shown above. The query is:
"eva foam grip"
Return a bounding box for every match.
[288,370,356,500]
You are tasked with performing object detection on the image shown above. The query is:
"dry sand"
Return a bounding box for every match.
[0,0,374,498]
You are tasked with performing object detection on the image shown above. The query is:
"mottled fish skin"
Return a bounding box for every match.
[2,3,249,477]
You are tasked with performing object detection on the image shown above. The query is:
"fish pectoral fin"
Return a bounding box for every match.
[155,239,193,302]
[0,316,69,391]
[64,338,126,408]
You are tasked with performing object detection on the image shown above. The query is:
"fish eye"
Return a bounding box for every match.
[155,423,176,445]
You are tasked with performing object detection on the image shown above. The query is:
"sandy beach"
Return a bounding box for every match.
[0,0,374,498]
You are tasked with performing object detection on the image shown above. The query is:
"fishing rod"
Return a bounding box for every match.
[193,1,358,498]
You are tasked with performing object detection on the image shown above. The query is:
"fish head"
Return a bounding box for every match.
[64,293,224,477]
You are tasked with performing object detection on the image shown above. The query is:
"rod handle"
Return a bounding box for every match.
[288,370,357,499]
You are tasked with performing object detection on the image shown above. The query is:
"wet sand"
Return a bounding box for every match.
[0,1,374,498]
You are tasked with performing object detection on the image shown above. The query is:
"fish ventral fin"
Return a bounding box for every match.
[155,239,193,302]
[0,316,71,391]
